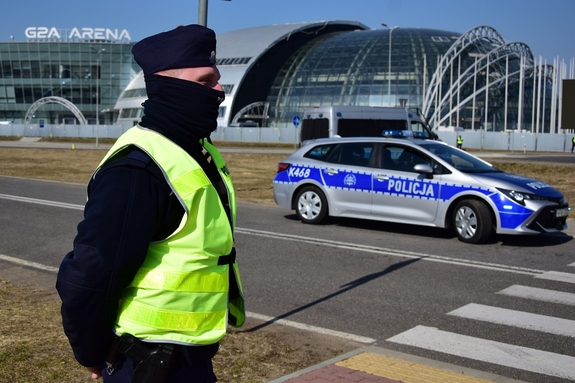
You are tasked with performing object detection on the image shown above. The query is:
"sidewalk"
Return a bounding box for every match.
[270,345,526,383]
[0,137,113,150]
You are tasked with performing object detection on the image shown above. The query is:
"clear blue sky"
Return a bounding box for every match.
[3,0,574,63]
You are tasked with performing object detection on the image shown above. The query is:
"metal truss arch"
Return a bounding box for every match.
[423,26,510,113]
[423,26,505,105]
[428,42,535,127]
[24,96,88,125]
[231,102,270,126]
[422,24,539,129]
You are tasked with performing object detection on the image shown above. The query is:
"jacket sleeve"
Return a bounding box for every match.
[55,153,180,367]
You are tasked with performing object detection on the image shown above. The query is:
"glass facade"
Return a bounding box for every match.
[0,41,139,124]
[267,28,460,127]
[265,27,554,132]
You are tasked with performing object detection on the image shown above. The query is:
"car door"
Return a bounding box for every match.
[371,144,440,223]
[320,142,374,217]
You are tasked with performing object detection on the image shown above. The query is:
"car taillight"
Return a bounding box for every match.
[277,163,290,173]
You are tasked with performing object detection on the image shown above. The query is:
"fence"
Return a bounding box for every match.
[1,123,574,152]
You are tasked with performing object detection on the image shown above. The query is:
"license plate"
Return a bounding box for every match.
[555,208,569,218]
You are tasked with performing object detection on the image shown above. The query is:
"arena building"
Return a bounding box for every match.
[0,22,566,134]
[0,26,138,126]
[116,20,564,133]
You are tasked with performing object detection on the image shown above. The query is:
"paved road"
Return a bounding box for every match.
[1,174,574,382]
[1,139,575,382]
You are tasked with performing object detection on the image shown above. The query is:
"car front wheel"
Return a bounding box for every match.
[295,186,328,224]
[453,199,493,244]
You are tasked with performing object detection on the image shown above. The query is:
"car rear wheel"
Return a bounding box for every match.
[453,199,493,244]
[295,186,328,224]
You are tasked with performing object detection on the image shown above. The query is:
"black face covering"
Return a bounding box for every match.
[141,74,224,148]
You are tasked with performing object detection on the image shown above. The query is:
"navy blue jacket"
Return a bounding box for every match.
[56,148,184,367]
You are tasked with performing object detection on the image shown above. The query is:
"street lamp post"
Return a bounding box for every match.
[198,0,231,26]
[90,47,105,147]
[381,23,399,106]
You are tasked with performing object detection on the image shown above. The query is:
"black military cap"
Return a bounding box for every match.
[132,24,217,76]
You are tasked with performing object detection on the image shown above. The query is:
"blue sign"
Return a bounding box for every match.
[293,115,301,127]
[39,120,45,128]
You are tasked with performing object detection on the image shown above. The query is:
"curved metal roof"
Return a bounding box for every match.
[115,21,369,127]
[217,21,368,124]
[217,21,367,59]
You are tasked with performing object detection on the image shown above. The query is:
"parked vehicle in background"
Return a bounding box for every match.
[300,106,437,143]
[273,137,570,244]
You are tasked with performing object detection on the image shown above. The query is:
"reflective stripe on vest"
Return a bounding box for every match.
[93,126,244,345]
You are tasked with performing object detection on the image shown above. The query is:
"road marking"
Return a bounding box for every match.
[246,312,376,344]
[0,193,84,210]
[235,227,544,276]
[498,284,575,306]
[0,253,59,273]
[0,193,547,276]
[0,252,375,345]
[387,325,575,380]
[448,303,575,337]
[0,193,557,276]
[535,271,575,284]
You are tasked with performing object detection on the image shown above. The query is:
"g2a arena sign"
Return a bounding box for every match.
[25,27,131,42]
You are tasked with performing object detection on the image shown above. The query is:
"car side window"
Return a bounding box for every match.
[304,144,338,162]
[380,145,430,173]
[338,143,374,167]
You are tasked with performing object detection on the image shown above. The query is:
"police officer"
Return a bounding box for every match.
[571,135,575,153]
[457,135,463,149]
[56,25,245,383]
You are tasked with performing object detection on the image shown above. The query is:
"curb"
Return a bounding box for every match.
[270,345,528,383]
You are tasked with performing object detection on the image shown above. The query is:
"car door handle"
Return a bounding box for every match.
[374,174,389,181]
[325,168,339,175]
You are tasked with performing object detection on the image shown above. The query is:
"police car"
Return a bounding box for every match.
[272,137,570,244]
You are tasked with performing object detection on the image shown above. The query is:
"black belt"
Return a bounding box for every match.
[217,247,236,265]
[106,334,176,383]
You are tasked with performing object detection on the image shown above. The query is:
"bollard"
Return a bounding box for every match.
[72,143,75,150]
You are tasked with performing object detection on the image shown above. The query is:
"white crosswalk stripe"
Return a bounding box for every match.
[387,325,575,380]
[535,270,575,284]
[387,269,575,381]
[448,303,575,337]
[498,284,575,306]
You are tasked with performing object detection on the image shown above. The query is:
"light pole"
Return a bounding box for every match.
[198,0,231,26]
[381,23,399,106]
[90,47,105,147]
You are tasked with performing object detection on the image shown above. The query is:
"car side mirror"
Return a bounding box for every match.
[414,164,434,179]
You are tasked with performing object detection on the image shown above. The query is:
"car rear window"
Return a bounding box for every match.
[304,144,338,161]
[305,143,374,167]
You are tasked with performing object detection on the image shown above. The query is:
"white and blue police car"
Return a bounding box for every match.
[272,137,570,244]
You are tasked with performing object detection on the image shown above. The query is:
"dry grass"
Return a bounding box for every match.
[0,148,286,205]
[0,280,347,383]
[0,281,93,383]
[489,162,574,204]
[0,147,573,204]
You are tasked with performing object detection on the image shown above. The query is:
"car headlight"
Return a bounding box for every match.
[497,188,548,206]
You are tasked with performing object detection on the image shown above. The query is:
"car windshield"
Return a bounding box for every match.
[421,142,501,173]
[410,121,432,139]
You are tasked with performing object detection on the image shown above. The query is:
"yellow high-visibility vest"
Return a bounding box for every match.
[93,126,245,345]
